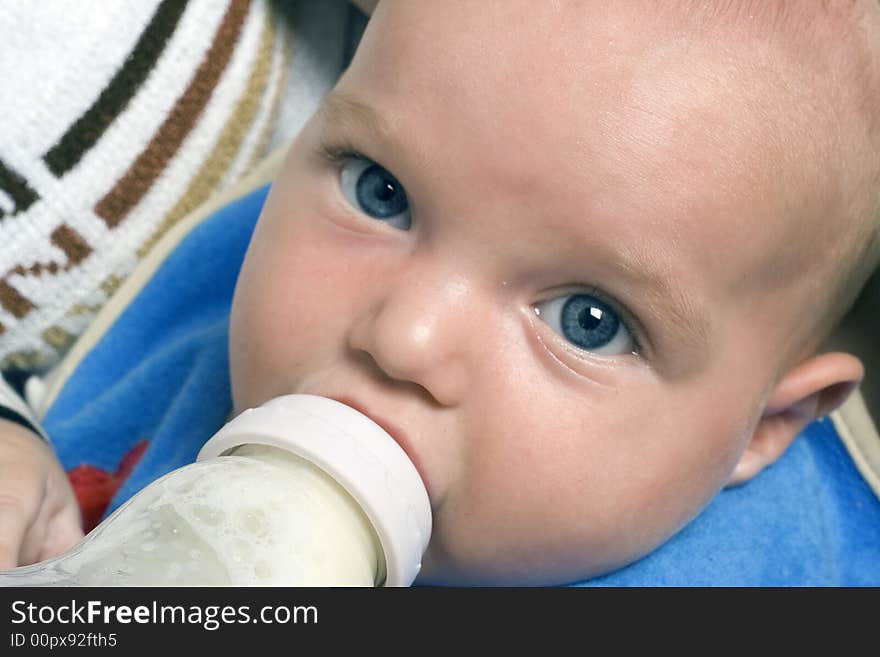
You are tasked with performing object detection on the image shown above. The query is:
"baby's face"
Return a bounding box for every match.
[230,1,836,583]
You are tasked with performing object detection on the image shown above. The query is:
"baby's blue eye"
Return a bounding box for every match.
[535,293,635,356]
[340,156,411,230]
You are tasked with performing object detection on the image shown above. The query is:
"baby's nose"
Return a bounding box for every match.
[346,270,473,406]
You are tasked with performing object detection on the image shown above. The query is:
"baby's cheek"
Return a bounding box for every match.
[616,402,755,548]
[454,394,732,579]
[423,404,621,580]
[230,262,306,402]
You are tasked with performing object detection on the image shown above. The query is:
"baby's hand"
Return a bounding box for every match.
[0,419,83,568]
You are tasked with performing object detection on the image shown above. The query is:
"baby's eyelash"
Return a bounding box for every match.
[317,138,363,166]
[589,287,645,356]
[555,286,646,356]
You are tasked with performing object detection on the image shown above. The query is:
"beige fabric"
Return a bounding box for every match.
[832,390,880,498]
[826,269,880,499]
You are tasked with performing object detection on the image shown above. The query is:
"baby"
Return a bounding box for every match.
[3,0,880,585]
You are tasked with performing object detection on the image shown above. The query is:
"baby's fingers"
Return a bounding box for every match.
[0,459,44,569]
[0,493,33,569]
[38,504,84,563]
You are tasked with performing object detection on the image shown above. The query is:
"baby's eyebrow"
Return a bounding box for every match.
[315,90,393,142]
[613,247,711,358]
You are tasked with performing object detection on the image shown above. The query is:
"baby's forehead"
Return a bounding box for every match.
[356,3,877,250]
[377,0,876,91]
[374,2,875,198]
[664,0,879,105]
[357,8,859,200]
[371,1,871,108]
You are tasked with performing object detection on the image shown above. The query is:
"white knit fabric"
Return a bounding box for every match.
[0,0,289,372]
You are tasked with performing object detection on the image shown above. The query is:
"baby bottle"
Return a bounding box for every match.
[0,395,432,586]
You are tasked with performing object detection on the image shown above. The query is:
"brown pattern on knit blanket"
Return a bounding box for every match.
[10,226,92,279]
[0,224,93,343]
[42,0,188,178]
[0,0,250,360]
[138,0,274,258]
[0,224,92,317]
[95,0,250,228]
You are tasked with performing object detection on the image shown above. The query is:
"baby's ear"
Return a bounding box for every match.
[726,352,863,487]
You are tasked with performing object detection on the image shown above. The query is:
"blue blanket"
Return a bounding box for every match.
[42,185,880,586]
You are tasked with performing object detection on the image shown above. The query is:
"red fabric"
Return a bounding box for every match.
[67,440,148,531]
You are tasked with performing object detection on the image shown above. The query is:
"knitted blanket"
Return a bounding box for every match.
[0,0,288,373]
[36,184,880,586]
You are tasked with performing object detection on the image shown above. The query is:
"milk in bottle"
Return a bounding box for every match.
[0,395,431,587]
